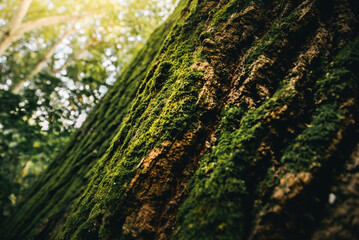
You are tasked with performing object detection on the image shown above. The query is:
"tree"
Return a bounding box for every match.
[2,0,359,239]
[0,0,177,224]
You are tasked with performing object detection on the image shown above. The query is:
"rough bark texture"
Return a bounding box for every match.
[2,0,359,239]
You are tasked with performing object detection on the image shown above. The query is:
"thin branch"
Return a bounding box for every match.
[17,15,84,36]
[9,0,33,34]
[0,0,32,50]
[12,27,76,94]
[0,8,93,56]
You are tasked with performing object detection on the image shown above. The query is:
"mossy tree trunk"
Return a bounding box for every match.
[2,0,359,239]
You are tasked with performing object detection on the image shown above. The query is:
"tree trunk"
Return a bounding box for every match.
[2,0,359,239]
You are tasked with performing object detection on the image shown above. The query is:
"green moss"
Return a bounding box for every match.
[172,9,314,238]
[174,29,359,240]
[210,0,263,28]
[315,40,359,104]
[57,1,327,239]
[253,36,359,219]
[5,0,359,239]
[282,36,359,172]
[1,2,188,240]
[55,1,216,238]
[174,83,297,239]
[281,103,343,171]
[244,10,299,67]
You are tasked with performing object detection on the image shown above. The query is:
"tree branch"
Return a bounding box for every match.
[12,27,76,94]
[0,14,85,56]
[9,0,33,34]
[17,15,84,36]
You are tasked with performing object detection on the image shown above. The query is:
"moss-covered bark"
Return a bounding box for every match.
[1,2,187,239]
[2,0,359,239]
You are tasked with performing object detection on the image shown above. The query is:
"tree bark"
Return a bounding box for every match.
[2,0,359,239]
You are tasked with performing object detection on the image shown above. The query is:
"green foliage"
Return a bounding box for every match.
[0,84,71,221]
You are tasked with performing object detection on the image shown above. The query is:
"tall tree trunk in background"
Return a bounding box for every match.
[2,0,359,239]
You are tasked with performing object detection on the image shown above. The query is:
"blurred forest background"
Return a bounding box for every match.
[0,0,176,221]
